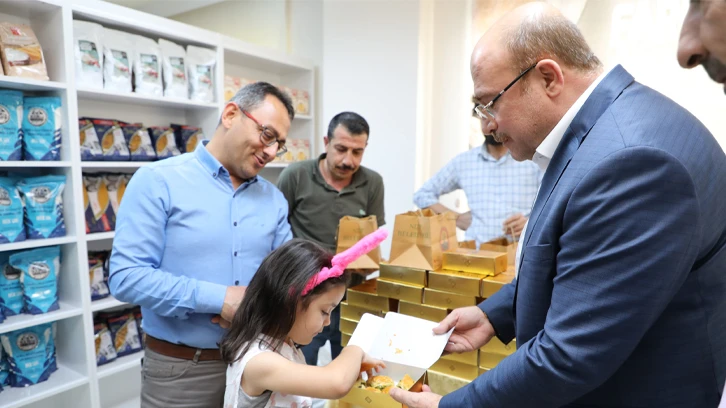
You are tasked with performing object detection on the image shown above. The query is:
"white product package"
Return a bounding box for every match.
[133,35,162,96]
[159,39,188,99]
[103,29,133,93]
[73,20,104,89]
[186,45,216,103]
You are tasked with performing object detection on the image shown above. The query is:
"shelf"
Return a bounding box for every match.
[0,77,66,93]
[0,236,76,253]
[0,365,87,408]
[0,161,72,168]
[97,352,143,379]
[90,296,127,313]
[295,114,312,120]
[86,231,115,242]
[81,161,151,171]
[108,397,141,408]
[77,87,219,110]
[0,302,83,335]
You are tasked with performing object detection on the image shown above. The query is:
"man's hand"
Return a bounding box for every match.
[457,211,472,230]
[211,315,231,329]
[389,385,442,408]
[502,213,527,239]
[434,306,496,353]
[221,286,246,322]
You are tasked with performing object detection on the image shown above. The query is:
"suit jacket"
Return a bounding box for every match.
[440,65,726,408]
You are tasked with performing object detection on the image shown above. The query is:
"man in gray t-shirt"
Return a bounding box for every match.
[277,111,385,365]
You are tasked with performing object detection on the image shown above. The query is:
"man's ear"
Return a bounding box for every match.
[221,102,239,129]
[535,59,565,99]
[323,136,330,148]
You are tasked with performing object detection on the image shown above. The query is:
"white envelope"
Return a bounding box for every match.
[348,312,454,385]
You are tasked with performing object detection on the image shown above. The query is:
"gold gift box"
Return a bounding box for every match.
[441,349,479,366]
[346,280,396,312]
[427,369,474,396]
[430,358,479,381]
[398,300,448,323]
[442,248,507,276]
[480,237,518,266]
[423,288,477,310]
[340,318,357,336]
[481,337,516,355]
[377,279,424,304]
[481,267,516,298]
[379,262,428,286]
[479,367,490,375]
[340,301,384,322]
[478,351,507,369]
[342,332,351,347]
[428,270,483,297]
[339,374,425,408]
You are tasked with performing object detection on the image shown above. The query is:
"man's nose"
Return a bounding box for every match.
[677,15,707,69]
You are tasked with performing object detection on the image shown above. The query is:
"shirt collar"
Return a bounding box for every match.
[531,66,613,172]
[478,143,511,163]
[315,153,367,189]
[195,140,258,184]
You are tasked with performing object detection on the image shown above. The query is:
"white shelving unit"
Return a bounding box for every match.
[0,1,316,407]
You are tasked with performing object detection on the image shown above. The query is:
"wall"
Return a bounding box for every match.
[322,0,421,256]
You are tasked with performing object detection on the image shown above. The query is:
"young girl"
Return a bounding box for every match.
[221,229,388,408]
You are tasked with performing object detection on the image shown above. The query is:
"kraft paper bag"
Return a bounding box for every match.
[388,209,458,271]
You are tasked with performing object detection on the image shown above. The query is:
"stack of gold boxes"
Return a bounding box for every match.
[340,238,519,397]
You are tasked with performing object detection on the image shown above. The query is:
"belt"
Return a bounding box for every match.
[145,336,222,361]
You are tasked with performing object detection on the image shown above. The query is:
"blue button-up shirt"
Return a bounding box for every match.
[109,141,292,349]
[414,145,542,245]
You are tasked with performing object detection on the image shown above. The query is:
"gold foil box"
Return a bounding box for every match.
[398,300,448,323]
[346,279,396,312]
[428,269,483,297]
[340,302,384,323]
[442,248,507,276]
[423,288,477,310]
[379,262,428,286]
[376,279,424,304]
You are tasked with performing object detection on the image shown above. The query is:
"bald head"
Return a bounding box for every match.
[472,2,601,78]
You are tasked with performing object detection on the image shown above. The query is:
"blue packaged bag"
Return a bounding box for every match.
[21,97,62,161]
[10,246,60,314]
[0,90,23,161]
[0,323,56,387]
[0,346,10,388]
[0,251,24,316]
[17,175,66,239]
[0,177,26,243]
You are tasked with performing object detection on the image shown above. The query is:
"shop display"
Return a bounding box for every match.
[16,175,66,239]
[0,22,49,81]
[96,308,142,358]
[224,75,251,101]
[148,126,180,159]
[83,174,111,233]
[88,251,109,301]
[121,122,155,161]
[73,20,104,90]
[83,117,130,161]
[132,35,162,96]
[0,90,23,161]
[93,320,116,366]
[171,123,203,153]
[0,322,56,387]
[21,96,62,161]
[102,28,133,93]
[0,176,26,243]
[0,251,23,316]
[9,246,61,314]
[159,38,187,99]
[186,45,215,103]
[79,118,103,161]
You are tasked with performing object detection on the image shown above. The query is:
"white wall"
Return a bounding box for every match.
[322,0,421,257]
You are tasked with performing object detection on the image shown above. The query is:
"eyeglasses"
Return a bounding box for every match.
[241,109,287,157]
[473,63,538,123]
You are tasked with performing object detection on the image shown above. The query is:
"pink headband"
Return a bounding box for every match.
[301,228,388,296]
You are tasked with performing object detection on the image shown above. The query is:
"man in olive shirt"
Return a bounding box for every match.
[277,111,385,365]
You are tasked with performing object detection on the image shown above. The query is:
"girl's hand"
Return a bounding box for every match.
[360,353,386,377]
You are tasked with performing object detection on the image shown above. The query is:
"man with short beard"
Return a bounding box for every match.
[678,0,726,93]
[413,99,541,245]
[277,111,385,367]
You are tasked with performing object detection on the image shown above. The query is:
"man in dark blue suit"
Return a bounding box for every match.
[390,3,726,407]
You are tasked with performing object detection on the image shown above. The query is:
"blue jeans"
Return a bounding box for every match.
[301,304,342,365]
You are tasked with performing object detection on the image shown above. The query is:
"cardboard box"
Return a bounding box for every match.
[480,237,518,266]
[398,300,447,323]
[340,318,357,336]
[377,279,424,304]
[341,302,385,322]
[340,312,453,408]
[342,332,351,347]
[430,358,480,381]
[428,270,482,297]
[379,263,427,286]
[481,267,515,298]
[427,369,474,396]
[347,280,395,312]
[442,248,507,276]
[441,349,479,366]
[423,288,477,310]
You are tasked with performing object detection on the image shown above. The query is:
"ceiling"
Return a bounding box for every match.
[104,0,229,18]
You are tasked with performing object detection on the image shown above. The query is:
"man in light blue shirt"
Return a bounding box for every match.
[109,82,293,408]
[413,108,541,246]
